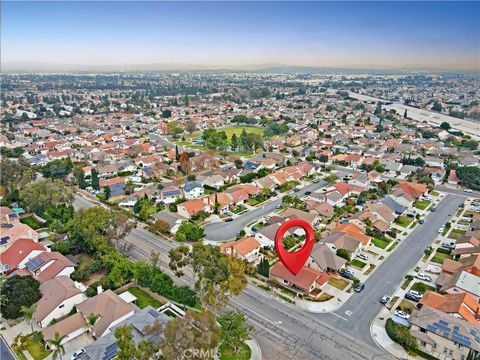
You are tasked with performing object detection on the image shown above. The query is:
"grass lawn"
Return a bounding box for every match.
[410,281,436,293]
[350,259,367,269]
[128,287,163,309]
[372,238,390,249]
[20,216,44,230]
[77,253,93,270]
[219,342,251,360]
[316,293,334,302]
[364,263,376,275]
[457,220,470,226]
[12,346,28,360]
[328,277,349,290]
[415,199,430,210]
[25,338,51,360]
[387,240,400,252]
[448,228,466,239]
[387,296,399,310]
[431,250,453,264]
[397,299,417,314]
[401,276,413,290]
[395,215,412,228]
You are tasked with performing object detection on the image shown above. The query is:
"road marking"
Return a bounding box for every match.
[231,299,291,333]
[344,310,353,316]
[330,312,349,322]
[246,317,282,339]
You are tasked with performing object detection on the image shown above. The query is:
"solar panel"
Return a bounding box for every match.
[438,320,449,326]
[27,258,45,270]
[0,237,9,245]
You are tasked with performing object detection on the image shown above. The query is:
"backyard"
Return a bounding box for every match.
[20,216,45,230]
[127,287,164,309]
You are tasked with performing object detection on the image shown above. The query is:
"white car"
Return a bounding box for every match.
[415,273,432,282]
[464,189,473,193]
[394,310,410,320]
[438,226,445,233]
[71,349,85,360]
[356,253,369,261]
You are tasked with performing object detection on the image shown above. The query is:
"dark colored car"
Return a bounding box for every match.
[340,270,354,280]
[305,191,312,195]
[224,217,233,222]
[354,283,365,293]
[431,207,437,212]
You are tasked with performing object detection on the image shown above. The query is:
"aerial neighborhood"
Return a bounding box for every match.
[1,72,479,360]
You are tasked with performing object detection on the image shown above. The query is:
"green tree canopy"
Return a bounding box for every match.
[20,179,73,216]
[0,275,41,319]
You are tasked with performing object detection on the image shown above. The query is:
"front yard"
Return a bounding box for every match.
[414,199,430,210]
[395,216,412,228]
[349,259,367,269]
[372,238,390,249]
[431,250,453,264]
[448,228,466,239]
[327,277,349,290]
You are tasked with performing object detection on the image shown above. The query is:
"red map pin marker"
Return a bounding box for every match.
[274,218,314,275]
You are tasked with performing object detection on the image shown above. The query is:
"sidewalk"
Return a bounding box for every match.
[371,309,414,360]
[246,338,262,360]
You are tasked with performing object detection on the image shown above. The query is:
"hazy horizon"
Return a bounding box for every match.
[2,1,479,72]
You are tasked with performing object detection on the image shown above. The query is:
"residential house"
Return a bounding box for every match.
[18,251,76,282]
[409,305,480,360]
[308,244,347,272]
[34,276,87,328]
[76,290,136,337]
[154,211,185,234]
[0,221,39,252]
[182,181,205,199]
[452,235,480,259]
[158,185,183,204]
[270,261,330,298]
[79,306,171,360]
[220,237,262,264]
[177,198,211,219]
[419,291,479,325]
[282,207,321,228]
[0,238,46,274]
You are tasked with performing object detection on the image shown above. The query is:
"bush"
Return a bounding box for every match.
[86,287,97,297]
[385,319,417,350]
[70,269,90,282]
[0,276,41,319]
[336,248,351,261]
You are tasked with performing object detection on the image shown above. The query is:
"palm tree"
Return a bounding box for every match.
[47,332,67,360]
[20,304,36,332]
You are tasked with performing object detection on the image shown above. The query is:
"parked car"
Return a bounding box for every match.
[394,310,410,319]
[251,226,258,233]
[441,242,455,250]
[405,291,422,302]
[288,190,295,195]
[340,269,354,280]
[354,283,365,293]
[438,226,445,233]
[415,273,432,282]
[431,207,437,212]
[380,295,390,304]
[419,218,425,224]
[305,191,312,195]
[313,179,320,183]
[356,253,368,261]
[465,189,473,193]
[71,349,85,360]
[224,217,233,222]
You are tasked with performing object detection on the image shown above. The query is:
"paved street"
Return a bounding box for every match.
[204,179,329,241]
[1,336,15,360]
[321,193,465,346]
[73,190,465,359]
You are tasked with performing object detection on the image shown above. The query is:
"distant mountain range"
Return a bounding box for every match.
[2,61,477,74]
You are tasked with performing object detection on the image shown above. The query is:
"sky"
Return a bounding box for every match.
[2,1,480,71]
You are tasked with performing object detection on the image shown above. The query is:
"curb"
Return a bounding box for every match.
[246,338,262,360]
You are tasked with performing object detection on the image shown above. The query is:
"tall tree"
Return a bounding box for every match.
[218,311,253,353]
[160,310,219,360]
[20,304,36,332]
[103,186,111,200]
[175,145,179,161]
[231,133,238,152]
[0,276,41,319]
[20,179,73,216]
[169,243,248,308]
[47,332,67,360]
[91,168,100,190]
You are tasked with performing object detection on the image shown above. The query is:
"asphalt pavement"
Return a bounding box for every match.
[204,179,329,241]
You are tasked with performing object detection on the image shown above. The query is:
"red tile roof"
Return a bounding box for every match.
[270,262,330,292]
[0,238,46,270]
